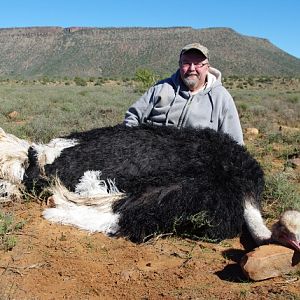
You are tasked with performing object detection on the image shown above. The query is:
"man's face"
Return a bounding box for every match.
[179,50,209,91]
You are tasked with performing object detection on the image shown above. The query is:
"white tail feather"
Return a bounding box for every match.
[75,170,120,197]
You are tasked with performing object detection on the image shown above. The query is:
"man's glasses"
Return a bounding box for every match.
[180,62,208,69]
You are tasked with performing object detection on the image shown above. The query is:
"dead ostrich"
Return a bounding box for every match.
[0,125,299,250]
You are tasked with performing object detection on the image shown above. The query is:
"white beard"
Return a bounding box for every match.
[182,76,199,90]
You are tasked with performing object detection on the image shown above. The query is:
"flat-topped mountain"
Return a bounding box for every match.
[0,26,299,78]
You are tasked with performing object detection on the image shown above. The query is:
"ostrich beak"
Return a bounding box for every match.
[280,232,300,252]
[286,239,300,252]
[272,210,300,253]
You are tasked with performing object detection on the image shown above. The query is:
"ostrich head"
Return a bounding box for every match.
[271,210,300,252]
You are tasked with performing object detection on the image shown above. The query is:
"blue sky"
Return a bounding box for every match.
[1,0,299,58]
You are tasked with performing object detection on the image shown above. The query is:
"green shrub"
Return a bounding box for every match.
[256,76,272,84]
[247,77,255,86]
[134,68,158,92]
[287,95,299,104]
[0,211,25,251]
[263,173,300,217]
[74,77,87,86]
[238,103,248,111]
[40,76,50,85]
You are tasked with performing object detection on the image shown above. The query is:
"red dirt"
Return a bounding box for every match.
[1,201,299,299]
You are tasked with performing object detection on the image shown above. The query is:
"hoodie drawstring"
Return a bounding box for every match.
[208,91,214,123]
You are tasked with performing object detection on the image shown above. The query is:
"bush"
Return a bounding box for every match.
[263,172,300,216]
[40,76,50,85]
[0,212,25,251]
[74,77,87,86]
[287,95,299,104]
[134,68,159,92]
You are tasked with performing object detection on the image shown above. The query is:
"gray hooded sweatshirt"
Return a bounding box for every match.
[124,67,244,145]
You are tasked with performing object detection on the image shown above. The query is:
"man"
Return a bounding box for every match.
[124,43,244,145]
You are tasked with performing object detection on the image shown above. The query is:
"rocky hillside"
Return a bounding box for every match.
[0,26,299,78]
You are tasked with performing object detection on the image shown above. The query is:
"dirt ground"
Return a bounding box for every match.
[0,201,299,300]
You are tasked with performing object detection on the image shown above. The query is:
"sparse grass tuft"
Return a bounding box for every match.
[74,77,87,86]
[0,211,25,251]
[287,95,299,104]
[263,172,300,218]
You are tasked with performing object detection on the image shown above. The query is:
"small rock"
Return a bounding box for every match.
[245,128,259,136]
[279,125,300,134]
[7,111,19,119]
[240,244,300,281]
[289,158,300,170]
[120,269,140,281]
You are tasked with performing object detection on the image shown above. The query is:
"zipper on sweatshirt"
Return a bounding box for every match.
[165,85,180,126]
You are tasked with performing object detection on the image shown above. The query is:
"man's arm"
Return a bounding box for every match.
[124,87,156,127]
[220,95,244,145]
